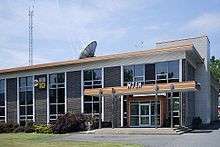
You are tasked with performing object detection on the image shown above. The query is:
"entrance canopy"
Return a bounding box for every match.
[84,81,199,96]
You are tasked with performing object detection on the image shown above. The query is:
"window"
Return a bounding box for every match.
[19,76,33,125]
[167,92,180,125]
[124,64,144,85]
[155,60,179,83]
[0,79,5,122]
[83,69,102,115]
[145,64,155,84]
[49,73,65,121]
[168,61,179,82]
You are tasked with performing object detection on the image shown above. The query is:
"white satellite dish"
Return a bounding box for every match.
[79,41,97,59]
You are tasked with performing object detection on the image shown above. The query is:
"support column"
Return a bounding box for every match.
[112,88,116,129]
[170,84,174,128]
[180,92,183,127]
[98,89,103,129]
[154,85,159,129]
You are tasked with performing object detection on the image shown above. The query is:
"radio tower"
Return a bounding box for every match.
[28,6,34,65]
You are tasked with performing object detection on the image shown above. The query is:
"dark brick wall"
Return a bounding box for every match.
[34,75,47,124]
[104,66,121,87]
[66,71,81,113]
[6,78,17,123]
[104,66,121,127]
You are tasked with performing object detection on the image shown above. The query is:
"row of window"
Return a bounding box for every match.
[19,74,66,125]
[124,60,179,85]
[0,60,182,122]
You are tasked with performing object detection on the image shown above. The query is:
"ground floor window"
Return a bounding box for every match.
[167,92,180,126]
[130,101,160,127]
[0,79,5,122]
[84,95,100,116]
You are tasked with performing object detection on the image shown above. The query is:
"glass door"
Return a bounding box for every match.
[139,104,151,126]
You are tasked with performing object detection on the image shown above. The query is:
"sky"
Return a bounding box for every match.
[0,0,220,68]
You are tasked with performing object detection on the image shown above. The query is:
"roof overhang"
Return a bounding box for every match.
[0,44,194,75]
[84,81,199,96]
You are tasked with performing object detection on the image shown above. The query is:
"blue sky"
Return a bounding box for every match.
[0,0,220,68]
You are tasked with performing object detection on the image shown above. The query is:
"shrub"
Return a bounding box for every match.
[192,117,202,129]
[51,113,83,134]
[33,124,52,134]
[13,126,25,133]
[0,122,18,133]
[24,121,34,133]
[51,113,99,134]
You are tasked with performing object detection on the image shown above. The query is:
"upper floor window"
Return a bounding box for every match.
[49,73,65,121]
[155,60,179,83]
[0,79,5,122]
[84,69,102,89]
[19,76,33,125]
[124,64,144,85]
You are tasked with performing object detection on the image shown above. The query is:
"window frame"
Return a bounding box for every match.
[18,76,34,124]
[0,79,6,122]
[83,68,102,116]
[123,64,145,86]
[49,73,66,121]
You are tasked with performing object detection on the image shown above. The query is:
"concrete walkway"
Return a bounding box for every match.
[80,128,185,135]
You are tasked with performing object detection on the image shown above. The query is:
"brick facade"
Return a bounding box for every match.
[6,78,17,123]
[67,71,81,113]
[34,75,47,124]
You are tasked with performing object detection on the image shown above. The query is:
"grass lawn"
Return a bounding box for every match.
[0,133,140,147]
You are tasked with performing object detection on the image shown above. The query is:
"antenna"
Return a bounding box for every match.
[28,5,34,65]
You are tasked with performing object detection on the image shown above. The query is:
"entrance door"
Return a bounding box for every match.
[139,104,151,126]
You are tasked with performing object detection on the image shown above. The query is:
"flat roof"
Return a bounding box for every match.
[156,35,209,45]
[0,43,201,74]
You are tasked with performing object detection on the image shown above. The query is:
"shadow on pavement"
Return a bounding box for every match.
[190,120,220,134]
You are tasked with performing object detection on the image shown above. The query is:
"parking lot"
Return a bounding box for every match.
[60,121,220,147]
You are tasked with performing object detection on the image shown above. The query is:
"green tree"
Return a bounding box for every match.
[210,56,220,81]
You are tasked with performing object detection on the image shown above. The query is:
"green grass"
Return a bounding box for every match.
[0,133,140,147]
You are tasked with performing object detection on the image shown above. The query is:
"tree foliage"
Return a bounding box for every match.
[210,56,220,81]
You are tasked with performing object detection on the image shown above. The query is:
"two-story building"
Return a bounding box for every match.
[0,36,219,128]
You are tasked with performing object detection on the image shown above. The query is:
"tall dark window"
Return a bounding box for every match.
[83,69,102,115]
[19,76,33,125]
[155,60,179,83]
[145,64,155,84]
[0,79,5,122]
[124,64,144,85]
[49,73,65,121]
[168,61,179,82]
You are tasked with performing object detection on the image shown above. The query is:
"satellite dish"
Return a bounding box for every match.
[79,41,97,59]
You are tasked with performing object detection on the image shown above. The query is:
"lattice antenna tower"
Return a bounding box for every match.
[28,5,34,65]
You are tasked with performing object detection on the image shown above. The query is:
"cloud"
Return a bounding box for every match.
[183,13,220,32]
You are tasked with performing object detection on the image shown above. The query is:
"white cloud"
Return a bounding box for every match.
[0,0,160,68]
[184,13,220,32]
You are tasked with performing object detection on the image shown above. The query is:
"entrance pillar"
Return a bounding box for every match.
[170,84,174,128]
[112,88,116,129]
[98,89,103,129]
[154,85,159,129]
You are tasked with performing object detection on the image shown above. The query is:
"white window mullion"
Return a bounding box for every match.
[4,79,7,123]
[101,67,104,121]
[120,65,124,127]
[46,74,49,124]
[64,72,67,114]
[81,68,84,113]
[32,76,35,122]
[17,77,20,124]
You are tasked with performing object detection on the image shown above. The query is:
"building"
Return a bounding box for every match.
[0,36,219,128]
